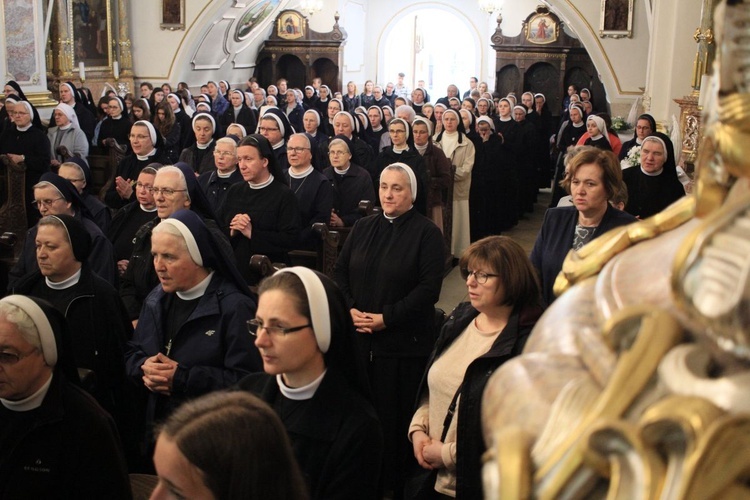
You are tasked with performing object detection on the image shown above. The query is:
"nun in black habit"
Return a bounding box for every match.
[9,172,116,288]
[0,294,131,499]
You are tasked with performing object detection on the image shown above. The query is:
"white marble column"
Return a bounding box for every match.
[0,0,52,95]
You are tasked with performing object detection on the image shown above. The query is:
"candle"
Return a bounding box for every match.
[113,61,119,79]
[79,62,86,81]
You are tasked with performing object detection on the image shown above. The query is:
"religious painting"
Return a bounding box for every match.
[235,0,280,42]
[277,10,305,40]
[526,13,558,45]
[71,0,113,69]
[600,0,634,38]
[160,0,185,31]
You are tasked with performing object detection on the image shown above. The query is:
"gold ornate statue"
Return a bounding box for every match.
[481,1,750,498]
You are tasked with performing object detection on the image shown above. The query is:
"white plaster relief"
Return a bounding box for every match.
[3,0,38,82]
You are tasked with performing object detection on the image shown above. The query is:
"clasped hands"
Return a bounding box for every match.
[230,213,253,239]
[141,352,178,395]
[350,308,385,334]
[412,430,446,470]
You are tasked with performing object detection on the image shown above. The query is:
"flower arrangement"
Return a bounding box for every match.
[621,145,641,170]
[611,116,631,132]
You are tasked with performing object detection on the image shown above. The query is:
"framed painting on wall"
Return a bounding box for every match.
[161,0,185,31]
[70,0,113,69]
[525,12,558,45]
[600,0,634,38]
[277,10,305,40]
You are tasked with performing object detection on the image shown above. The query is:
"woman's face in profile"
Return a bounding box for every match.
[253,289,322,385]
[151,434,215,500]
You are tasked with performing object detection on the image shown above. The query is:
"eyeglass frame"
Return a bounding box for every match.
[0,347,40,366]
[31,197,64,208]
[287,147,311,154]
[459,268,499,284]
[150,187,188,197]
[247,319,312,337]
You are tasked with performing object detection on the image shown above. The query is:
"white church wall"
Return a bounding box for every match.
[124,0,698,124]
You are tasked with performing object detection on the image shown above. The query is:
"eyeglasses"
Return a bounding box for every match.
[151,187,187,197]
[389,129,406,135]
[135,182,153,190]
[32,197,64,208]
[213,150,235,158]
[61,177,85,183]
[460,268,499,284]
[247,319,311,337]
[0,348,38,365]
[287,147,310,154]
[10,111,29,116]
[258,126,279,133]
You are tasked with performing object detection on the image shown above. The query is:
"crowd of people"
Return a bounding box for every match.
[0,74,686,499]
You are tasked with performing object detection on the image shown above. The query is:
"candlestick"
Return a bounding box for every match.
[79,62,86,82]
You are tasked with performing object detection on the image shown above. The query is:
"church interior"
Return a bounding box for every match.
[2,0,750,498]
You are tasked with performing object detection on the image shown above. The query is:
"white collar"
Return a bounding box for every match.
[640,166,664,177]
[333,166,350,175]
[272,139,285,150]
[45,268,82,289]
[197,139,214,150]
[175,271,214,300]
[111,115,122,120]
[590,133,604,141]
[140,204,157,212]
[217,168,237,178]
[16,123,32,132]
[277,369,327,400]
[572,121,584,128]
[59,123,72,131]
[499,116,512,122]
[415,143,428,154]
[288,165,314,179]
[1,374,53,411]
[372,125,383,132]
[136,148,157,161]
[393,145,409,153]
[249,174,274,189]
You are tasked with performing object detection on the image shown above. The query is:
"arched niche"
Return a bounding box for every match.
[311,58,339,89]
[496,65,522,97]
[276,54,307,89]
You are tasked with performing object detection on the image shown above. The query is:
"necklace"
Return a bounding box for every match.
[289,174,308,194]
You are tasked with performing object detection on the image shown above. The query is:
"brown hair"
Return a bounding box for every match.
[153,101,175,137]
[560,146,624,201]
[257,271,311,321]
[459,236,541,309]
[132,98,150,121]
[158,391,308,500]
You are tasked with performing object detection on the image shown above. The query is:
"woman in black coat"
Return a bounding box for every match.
[239,267,383,500]
[409,236,543,498]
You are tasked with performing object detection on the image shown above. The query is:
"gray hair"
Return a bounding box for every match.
[0,302,41,349]
[155,165,190,201]
[395,105,416,122]
[216,137,238,152]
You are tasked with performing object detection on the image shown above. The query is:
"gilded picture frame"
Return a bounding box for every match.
[161,0,186,31]
[600,0,634,38]
[69,0,114,70]
[525,13,558,45]
[277,10,305,40]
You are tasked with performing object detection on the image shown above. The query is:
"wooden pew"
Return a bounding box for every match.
[288,222,340,278]
[0,155,28,291]
[335,199,378,248]
[88,140,128,201]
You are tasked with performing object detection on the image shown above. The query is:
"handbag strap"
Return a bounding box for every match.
[440,382,463,442]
